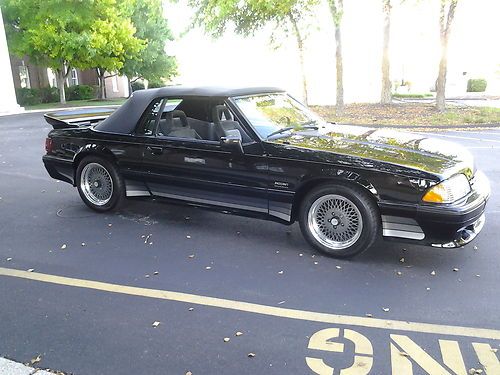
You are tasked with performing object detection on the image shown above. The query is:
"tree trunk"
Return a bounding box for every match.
[56,67,66,104]
[289,14,309,105]
[329,0,344,114]
[436,0,458,112]
[380,0,392,104]
[335,25,344,113]
[96,68,106,100]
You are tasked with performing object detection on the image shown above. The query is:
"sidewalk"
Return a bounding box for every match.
[0,357,66,375]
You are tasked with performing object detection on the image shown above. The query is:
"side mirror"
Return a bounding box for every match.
[220,129,244,154]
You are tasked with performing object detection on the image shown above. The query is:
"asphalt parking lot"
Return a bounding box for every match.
[0,113,499,375]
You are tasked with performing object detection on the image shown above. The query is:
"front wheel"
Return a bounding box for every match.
[299,184,380,258]
[76,156,124,212]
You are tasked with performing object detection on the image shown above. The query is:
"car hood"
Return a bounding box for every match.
[274,124,475,180]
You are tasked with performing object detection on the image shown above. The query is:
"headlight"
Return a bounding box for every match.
[422,174,471,203]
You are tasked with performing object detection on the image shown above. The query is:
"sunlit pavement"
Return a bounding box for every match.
[0,113,499,375]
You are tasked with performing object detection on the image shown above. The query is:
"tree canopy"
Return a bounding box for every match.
[1,0,145,102]
[121,0,177,85]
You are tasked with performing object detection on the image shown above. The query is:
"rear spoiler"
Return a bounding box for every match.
[44,107,118,129]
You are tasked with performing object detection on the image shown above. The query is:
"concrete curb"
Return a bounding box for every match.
[0,104,121,118]
[340,122,500,130]
[0,357,64,375]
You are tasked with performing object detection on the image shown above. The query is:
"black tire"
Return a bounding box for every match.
[76,156,125,212]
[299,183,380,258]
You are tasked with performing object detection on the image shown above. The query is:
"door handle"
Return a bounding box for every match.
[147,146,163,155]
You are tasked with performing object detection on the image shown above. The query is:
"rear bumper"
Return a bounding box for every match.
[381,171,490,248]
[42,155,75,185]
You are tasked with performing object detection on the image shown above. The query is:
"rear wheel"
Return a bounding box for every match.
[299,184,380,258]
[76,156,124,212]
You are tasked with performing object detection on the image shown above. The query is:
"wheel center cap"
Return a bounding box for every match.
[330,218,340,226]
[94,181,100,188]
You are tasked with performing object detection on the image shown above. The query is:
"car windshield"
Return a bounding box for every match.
[233,93,327,139]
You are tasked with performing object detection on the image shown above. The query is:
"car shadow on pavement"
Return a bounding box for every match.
[105,199,470,269]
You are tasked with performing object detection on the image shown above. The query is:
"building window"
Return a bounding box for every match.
[70,68,78,86]
[19,65,30,88]
[47,68,57,88]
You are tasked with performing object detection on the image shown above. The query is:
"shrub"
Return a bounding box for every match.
[39,87,60,103]
[131,81,145,91]
[147,80,165,89]
[15,88,41,106]
[65,85,95,100]
[393,93,433,99]
[467,79,487,92]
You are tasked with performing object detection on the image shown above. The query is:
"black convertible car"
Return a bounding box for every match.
[43,86,490,257]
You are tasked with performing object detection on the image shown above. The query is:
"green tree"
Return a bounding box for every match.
[436,0,459,111]
[327,0,344,113]
[2,0,95,103]
[122,0,177,93]
[380,0,392,104]
[90,0,144,99]
[189,0,318,105]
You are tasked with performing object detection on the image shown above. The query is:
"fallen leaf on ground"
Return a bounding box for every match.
[188,254,195,259]
[278,301,286,305]
[396,271,402,276]
[205,266,212,270]
[186,372,192,375]
[152,321,160,327]
[186,235,191,239]
[365,313,373,318]
[6,257,12,261]
[248,353,256,358]
[314,261,319,265]
[382,307,390,312]
[235,331,243,336]
[188,307,194,311]
[453,268,459,272]
[27,269,34,272]
[431,271,436,276]
[336,266,342,270]
[223,337,230,342]
[61,244,67,250]
[400,258,405,263]
[30,355,42,364]
[153,271,159,275]
[299,253,303,257]
[81,243,86,247]
[278,270,284,275]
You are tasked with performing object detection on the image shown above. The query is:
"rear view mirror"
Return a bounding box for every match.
[220,129,244,154]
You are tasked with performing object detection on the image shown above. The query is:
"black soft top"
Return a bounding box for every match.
[95,85,285,134]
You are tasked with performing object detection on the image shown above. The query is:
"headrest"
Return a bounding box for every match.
[213,105,233,124]
[165,110,188,127]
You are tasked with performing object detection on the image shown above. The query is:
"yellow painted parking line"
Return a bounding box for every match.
[1,266,499,341]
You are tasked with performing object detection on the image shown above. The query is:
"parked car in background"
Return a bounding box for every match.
[43,86,490,257]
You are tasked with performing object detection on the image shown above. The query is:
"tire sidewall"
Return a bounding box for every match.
[76,156,124,212]
[299,184,380,258]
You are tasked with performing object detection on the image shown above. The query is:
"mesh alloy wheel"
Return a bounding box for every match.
[307,194,363,250]
[80,162,114,206]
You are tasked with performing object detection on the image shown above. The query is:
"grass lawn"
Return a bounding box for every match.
[25,98,126,111]
[312,103,500,126]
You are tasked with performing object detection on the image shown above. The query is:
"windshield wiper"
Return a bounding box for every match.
[265,125,319,140]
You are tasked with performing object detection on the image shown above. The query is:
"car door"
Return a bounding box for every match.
[141,98,269,217]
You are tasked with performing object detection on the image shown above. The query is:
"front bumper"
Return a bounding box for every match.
[381,171,490,248]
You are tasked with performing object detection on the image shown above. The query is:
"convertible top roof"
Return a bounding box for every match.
[95,85,285,134]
